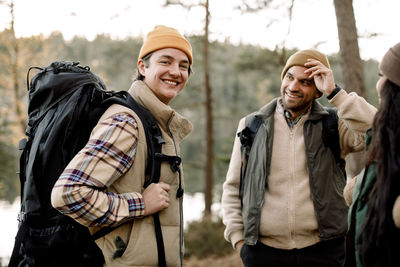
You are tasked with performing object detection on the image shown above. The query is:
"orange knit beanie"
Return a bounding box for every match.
[138,25,193,64]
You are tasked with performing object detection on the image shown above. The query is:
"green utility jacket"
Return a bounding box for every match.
[347,129,400,267]
[346,130,373,267]
[242,99,348,245]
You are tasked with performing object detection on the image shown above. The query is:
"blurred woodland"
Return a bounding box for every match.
[0,0,381,219]
[0,28,380,201]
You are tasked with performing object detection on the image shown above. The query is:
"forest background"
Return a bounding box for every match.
[0,28,383,201]
[0,0,398,265]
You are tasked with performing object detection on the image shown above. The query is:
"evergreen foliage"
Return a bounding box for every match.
[0,30,380,202]
[0,140,18,203]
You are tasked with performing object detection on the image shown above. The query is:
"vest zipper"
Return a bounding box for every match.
[167,113,184,267]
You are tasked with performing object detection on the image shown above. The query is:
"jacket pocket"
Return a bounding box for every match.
[96,221,133,263]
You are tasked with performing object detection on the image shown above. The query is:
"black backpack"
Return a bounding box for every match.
[9,61,179,267]
[237,107,346,201]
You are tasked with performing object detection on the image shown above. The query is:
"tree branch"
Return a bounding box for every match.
[164,0,199,10]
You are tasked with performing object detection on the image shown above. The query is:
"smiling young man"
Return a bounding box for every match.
[51,25,193,267]
[221,49,377,267]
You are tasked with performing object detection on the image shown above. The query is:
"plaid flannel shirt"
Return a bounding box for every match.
[52,112,145,227]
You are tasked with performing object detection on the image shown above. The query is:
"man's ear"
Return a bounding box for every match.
[137,59,146,76]
[315,89,323,98]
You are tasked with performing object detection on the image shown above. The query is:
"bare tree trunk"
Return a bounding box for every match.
[279,0,295,66]
[9,1,26,133]
[203,0,214,219]
[333,0,366,97]
[333,0,366,177]
[163,0,215,219]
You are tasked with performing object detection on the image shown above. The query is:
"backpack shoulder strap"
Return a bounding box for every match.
[239,115,263,156]
[322,107,346,174]
[122,93,168,267]
[237,114,263,202]
[101,91,167,182]
[322,107,341,162]
[114,92,165,172]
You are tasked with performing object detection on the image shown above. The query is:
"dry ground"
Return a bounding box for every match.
[184,252,243,267]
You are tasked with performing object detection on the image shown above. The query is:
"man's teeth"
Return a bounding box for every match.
[164,80,177,85]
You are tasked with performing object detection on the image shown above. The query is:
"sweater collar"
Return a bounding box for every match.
[127,80,193,143]
[277,98,312,129]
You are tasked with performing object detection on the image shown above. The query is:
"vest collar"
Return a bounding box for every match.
[255,98,329,123]
[128,80,193,142]
[254,98,278,121]
[307,100,330,121]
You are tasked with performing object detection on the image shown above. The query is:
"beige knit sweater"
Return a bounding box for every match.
[257,105,319,249]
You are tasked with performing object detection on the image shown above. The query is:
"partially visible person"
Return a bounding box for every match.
[344,42,400,267]
[51,25,193,266]
[222,48,376,267]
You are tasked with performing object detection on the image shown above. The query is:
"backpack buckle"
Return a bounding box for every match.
[18,138,27,150]
[155,153,182,173]
[17,211,26,222]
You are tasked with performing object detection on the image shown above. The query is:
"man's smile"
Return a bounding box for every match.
[163,79,179,86]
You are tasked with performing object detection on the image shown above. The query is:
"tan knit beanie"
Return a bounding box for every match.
[379,42,400,87]
[281,49,330,98]
[281,49,330,80]
[138,25,193,64]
